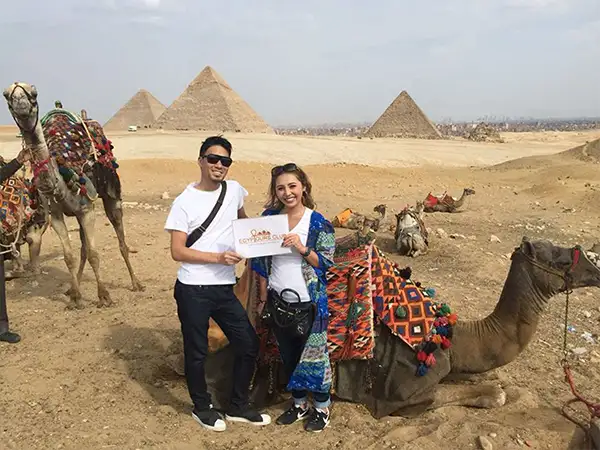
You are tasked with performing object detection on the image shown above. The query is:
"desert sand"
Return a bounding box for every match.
[0,128,599,450]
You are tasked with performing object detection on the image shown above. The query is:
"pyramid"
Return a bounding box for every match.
[364,91,442,139]
[153,66,273,133]
[104,89,166,130]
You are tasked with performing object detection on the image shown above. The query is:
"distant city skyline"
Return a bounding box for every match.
[1,0,599,127]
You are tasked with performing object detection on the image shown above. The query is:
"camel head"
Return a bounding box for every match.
[373,204,387,217]
[414,200,425,215]
[3,82,39,133]
[513,237,600,294]
[464,188,476,196]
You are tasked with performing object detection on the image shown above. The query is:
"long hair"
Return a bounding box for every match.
[264,164,316,211]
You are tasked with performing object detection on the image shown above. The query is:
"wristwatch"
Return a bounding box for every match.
[301,247,312,257]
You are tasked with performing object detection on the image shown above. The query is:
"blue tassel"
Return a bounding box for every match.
[424,287,436,298]
[436,327,448,337]
[416,363,428,376]
[79,177,86,184]
[112,161,119,169]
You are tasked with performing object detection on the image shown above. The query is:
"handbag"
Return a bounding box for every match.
[262,288,315,339]
[185,181,227,248]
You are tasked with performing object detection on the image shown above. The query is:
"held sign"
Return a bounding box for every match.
[232,215,292,259]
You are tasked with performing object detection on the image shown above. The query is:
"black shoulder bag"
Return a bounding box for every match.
[263,288,315,339]
[185,181,227,248]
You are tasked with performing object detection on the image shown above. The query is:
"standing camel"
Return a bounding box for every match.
[3,82,143,309]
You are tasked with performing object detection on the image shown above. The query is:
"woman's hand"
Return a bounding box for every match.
[282,233,306,254]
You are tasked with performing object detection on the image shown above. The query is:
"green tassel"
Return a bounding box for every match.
[395,305,407,319]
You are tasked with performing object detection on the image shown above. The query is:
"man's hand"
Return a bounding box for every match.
[16,148,31,164]
[218,251,243,265]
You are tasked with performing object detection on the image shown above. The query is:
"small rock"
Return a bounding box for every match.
[478,435,493,450]
[435,228,448,239]
[490,235,501,243]
[571,347,587,356]
[583,310,592,318]
[450,233,466,240]
[489,433,497,438]
[161,191,170,200]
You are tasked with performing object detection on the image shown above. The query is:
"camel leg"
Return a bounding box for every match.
[25,223,45,276]
[78,211,112,308]
[50,211,84,309]
[101,197,144,292]
[429,383,507,409]
[75,226,87,284]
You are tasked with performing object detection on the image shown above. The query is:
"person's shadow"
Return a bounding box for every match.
[104,324,244,414]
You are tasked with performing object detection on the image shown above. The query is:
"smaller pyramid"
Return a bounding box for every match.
[153,66,273,133]
[365,91,442,139]
[104,89,166,130]
[468,122,504,143]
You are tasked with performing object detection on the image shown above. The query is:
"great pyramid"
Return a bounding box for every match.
[104,89,166,130]
[365,90,442,139]
[153,66,273,133]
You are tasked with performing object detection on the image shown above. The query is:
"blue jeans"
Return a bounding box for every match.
[271,308,331,409]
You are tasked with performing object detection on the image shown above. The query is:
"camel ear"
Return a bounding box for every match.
[588,243,600,253]
[520,236,536,258]
[2,88,9,100]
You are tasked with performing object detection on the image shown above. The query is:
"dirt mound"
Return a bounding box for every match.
[559,137,600,162]
[467,123,504,143]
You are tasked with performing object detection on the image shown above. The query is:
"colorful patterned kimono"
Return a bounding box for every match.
[250,208,335,394]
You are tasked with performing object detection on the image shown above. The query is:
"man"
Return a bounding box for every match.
[165,135,271,432]
[0,147,32,343]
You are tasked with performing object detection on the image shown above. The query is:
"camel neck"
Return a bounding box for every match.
[449,259,554,373]
[21,122,51,162]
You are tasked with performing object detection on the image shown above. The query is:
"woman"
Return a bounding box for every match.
[251,163,335,432]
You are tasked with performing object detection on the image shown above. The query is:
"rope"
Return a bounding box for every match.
[557,266,600,445]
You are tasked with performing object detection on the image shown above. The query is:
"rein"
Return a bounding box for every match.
[518,246,600,439]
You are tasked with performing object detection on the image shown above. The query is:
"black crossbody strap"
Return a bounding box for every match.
[185,181,227,248]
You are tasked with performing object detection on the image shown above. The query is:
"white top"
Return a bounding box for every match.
[164,180,248,285]
[269,208,313,303]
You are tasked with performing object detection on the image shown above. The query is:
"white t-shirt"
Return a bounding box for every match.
[164,180,248,285]
[269,208,313,303]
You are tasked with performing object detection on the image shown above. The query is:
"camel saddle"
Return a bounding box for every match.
[424,191,458,209]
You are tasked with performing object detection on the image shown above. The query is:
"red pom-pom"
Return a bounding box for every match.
[417,350,428,362]
[441,337,451,349]
[425,353,436,367]
[447,313,458,325]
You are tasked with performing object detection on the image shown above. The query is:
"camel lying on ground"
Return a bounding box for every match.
[3,82,143,309]
[395,201,428,257]
[169,235,600,420]
[423,188,475,213]
[331,204,389,233]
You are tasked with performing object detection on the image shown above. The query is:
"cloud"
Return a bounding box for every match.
[135,0,161,9]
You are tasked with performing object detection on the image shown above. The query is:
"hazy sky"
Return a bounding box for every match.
[1,0,599,126]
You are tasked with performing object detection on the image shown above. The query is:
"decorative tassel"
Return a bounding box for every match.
[416,363,428,376]
[79,176,86,184]
[447,313,458,325]
[425,353,436,367]
[441,336,451,350]
[416,350,427,362]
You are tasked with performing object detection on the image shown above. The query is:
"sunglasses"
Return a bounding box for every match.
[202,154,233,167]
[271,163,298,177]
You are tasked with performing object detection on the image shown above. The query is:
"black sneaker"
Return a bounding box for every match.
[192,406,226,432]
[225,407,271,426]
[276,404,310,425]
[0,331,21,344]
[304,408,330,432]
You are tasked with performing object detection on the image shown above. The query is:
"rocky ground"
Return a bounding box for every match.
[1,130,600,449]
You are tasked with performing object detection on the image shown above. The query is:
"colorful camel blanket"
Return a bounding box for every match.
[0,166,37,243]
[424,192,457,209]
[256,232,457,375]
[39,109,119,199]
